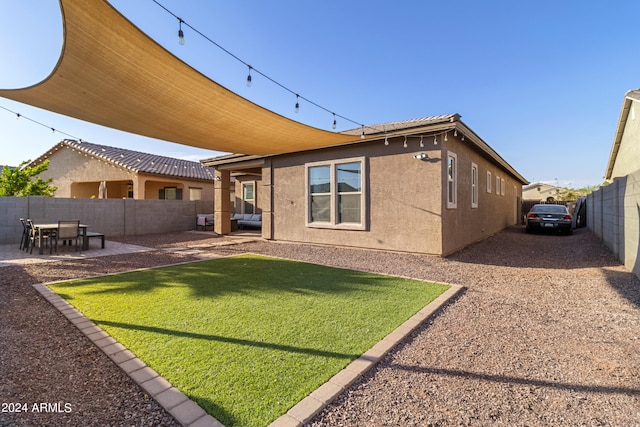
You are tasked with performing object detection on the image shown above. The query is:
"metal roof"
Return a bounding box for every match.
[34,139,214,181]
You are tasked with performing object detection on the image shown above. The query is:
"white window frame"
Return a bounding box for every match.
[305,157,366,230]
[447,151,457,209]
[471,163,478,208]
[242,181,256,214]
[487,171,492,193]
[496,175,501,196]
[501,178,505,196]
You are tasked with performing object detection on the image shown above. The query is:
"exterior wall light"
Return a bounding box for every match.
[414,153,429,161]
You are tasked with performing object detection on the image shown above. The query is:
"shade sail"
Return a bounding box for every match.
[0,0,359,155]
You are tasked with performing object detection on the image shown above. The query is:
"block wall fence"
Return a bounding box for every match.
[587,170,640,280]
[0,196,213,245]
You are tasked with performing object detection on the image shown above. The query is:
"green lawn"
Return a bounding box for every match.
[49,254,449,427]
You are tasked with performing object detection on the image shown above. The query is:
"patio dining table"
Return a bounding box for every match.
[31,222,90,255]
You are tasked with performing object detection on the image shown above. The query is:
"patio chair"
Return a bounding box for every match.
[53,220,82,254]
[19,218,31,251]
[28,219,55,254]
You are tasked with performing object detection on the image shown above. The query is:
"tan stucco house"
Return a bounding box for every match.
[32,139,215,201]
[522,182,561,202]
[203,114,528,256]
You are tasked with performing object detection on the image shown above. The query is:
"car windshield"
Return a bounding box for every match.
[532,205,567,214]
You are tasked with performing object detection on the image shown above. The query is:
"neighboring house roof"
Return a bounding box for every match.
[605,89,640,180]
[522,182,560,200]
[204,114,529,185]
[32,139,214,181]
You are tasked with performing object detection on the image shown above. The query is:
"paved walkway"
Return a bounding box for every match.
[0,240,154,267]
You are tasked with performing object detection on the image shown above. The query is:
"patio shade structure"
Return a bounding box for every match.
[0,0,360,155]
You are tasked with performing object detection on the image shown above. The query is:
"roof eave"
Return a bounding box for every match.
[605,89,640,180]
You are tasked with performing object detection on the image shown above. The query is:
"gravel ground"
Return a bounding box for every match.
[1,227,639,426]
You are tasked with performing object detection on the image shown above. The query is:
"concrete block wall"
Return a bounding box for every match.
[0,197,214,245]
[587,170,640,280]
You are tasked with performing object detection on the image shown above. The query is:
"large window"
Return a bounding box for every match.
[471,162,478,208]
[307,158,365,229]
[447,152,457,209]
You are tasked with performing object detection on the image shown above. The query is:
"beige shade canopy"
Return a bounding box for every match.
[0,0,360,155]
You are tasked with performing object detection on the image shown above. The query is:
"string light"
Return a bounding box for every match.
[295,94,299,113]
[444,132,448,141]
[361,126,365,140]
[332,113,337,130]
[177,18,185,45]
[150,0,376,134]
[1,104,82,141]
[377,129,456,148]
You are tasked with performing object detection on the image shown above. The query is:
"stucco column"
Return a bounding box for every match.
[261,160,273,240]
[214,169,231,235]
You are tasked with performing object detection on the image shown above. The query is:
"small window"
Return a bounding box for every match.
[471,163,478,208]
[159,187,182,200]
[189,187,202,201]
[486,171,492,193]
[447,152,457,209]
[242,182,256,214]
[496,176,501,196]
[501,178,505,196]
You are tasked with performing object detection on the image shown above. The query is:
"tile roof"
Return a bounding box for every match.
[341,114,461,136]
[38,139,214,181]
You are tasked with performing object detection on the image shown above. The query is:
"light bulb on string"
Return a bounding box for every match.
[332,113,337,129]
[419,135,424,147]
[295,94,299,113]
[361,126,365,140]
[444,132,448,142]
[246,66,252,87]
[454,129,458,137]
[403,136,407,148]
[384,135,389,146]
[434,135,438,145]
[178,19,185,45]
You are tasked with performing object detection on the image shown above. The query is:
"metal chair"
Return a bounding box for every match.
[28,220,55,254]
[54,220,82,254]
[19,218,31,251]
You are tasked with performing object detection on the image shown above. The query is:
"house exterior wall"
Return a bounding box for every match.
[36,145,214,201]
[38,145,135,198]
[611,100,640,179]
[268,138,443,253]
[440,136,522,255]
[263,135,522,255]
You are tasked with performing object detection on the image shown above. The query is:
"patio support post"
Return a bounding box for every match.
[214,169,231,235]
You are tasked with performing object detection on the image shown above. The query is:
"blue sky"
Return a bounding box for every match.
[1,1,638,188]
